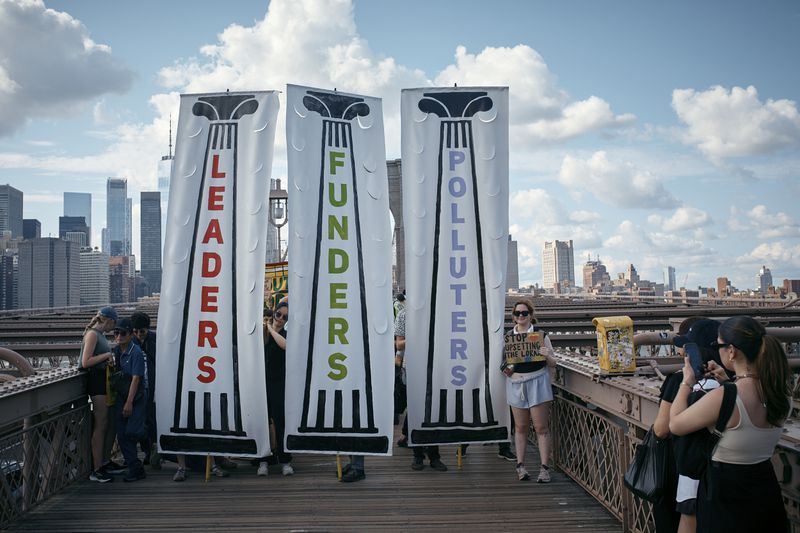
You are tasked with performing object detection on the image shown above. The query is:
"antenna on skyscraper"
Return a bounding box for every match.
[168,114,173,158]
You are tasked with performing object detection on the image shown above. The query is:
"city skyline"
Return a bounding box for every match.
[0,0,798,290]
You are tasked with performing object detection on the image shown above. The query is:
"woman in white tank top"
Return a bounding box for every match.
[668,316,790,533]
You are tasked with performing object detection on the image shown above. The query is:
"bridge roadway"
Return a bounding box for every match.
[7,433,620,532]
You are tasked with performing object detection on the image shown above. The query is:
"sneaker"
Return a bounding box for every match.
[516,463,530,481]
[340,469,365,482]
[257,462,269,477]
[411,457,425,471]
[123,470,146,482]
[537,465,551,484]
[101,460,126,475]
[216,457,238,470]
[89,469,113,483]
[173,468,186,482]
[282,463,294,476]
[429,458,448,472]
[497,447,516,462]
[211,465,229,477]
[150,449,162,470]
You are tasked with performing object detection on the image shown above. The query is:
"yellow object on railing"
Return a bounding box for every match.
[592,315,635,373]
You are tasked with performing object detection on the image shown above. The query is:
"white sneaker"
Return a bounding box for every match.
[282,463,294,476]
[173,468,186,482]
[516,463,530,481]
[257,462,269,476]
[211,464,229,477]
[537,465,551,483]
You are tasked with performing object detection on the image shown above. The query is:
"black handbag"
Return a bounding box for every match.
[673,382,737,479]
[624,427,668,502]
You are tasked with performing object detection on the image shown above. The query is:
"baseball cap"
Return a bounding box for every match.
[99,306,118,322]
[673,319,720,349]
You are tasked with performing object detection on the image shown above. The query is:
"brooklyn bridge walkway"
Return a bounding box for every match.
[9,436,620,532]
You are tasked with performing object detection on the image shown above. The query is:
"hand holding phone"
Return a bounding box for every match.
[684,342,704,380]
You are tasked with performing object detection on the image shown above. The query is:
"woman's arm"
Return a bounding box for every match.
[653,399,671,439]
[669,355,725,435]
[268,326,286,350]
[542,334,558,367]
[80,330,112,368]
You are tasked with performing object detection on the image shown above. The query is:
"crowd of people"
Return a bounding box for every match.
[80,300,793,532]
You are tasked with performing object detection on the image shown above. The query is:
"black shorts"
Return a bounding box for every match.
[87,367,106,397]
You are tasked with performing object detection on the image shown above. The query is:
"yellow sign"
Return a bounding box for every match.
[592,315,635,373]
[264,261,288,310]
[503,332,546,364]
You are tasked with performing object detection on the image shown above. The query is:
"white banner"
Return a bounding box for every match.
[284,85,394,455]
[156,91,279,457]
[401,87,510,446]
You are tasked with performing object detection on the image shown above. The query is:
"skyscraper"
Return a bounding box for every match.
[106,178,132,256]
[126,197,132,257]
[506,235,519,290]
[59,216,89,247]
[64,192,92,246]
[22,219,41,240]
[0,184,23,238]
[109,255,135,303]
[542,239,575,291]
[140,191,162,294]
[0,252,17,309]
[664,266,676,292]
[158,118,174,253]
[80,248,109,306]
[757,265,772,294]
[17,238,80,309]
[583,256,610,290]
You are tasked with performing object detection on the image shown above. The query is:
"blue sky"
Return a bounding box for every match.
[1,0,799,290]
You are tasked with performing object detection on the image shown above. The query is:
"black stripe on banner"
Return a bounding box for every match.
[187,391,196,430]
[352,389,361,430]
[455,389,464,424]
[333,389,343,430]
[220,393,229,432]
[203,392,212,431]
[472,388,481,425]
[438,389,448,424]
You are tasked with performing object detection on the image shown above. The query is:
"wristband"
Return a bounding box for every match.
[680,381,693,389]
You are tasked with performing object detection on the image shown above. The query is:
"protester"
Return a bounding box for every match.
[502,299,556,482]
[395,305,447,472]
[258,301,293,476]
[111,318,148,482]
[652,317,714,533]
[131,311,159,469]
[81,306,120,483]
[669,316,790,532]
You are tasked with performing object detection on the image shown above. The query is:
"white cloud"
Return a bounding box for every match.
[649,206,712,232]
[727,204,800,239]
[569,210,601,223]
[0,0,134,136]
[740,242,800,266]
[558,151,680,209]
[672,85,800,160]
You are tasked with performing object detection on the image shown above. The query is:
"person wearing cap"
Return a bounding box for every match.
[111,317,148,482]
[81,306,119,483]
[653,317,723,533]
[670,316,790,533]
[131,311,159,469]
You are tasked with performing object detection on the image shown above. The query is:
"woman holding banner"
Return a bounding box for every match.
[502,300,557,483]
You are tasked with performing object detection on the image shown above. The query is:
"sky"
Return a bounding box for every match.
[1,0,799,290]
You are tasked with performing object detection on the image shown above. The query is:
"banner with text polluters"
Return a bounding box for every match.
[284,85,394,455]
[401,87,510,446]
[156,91,280,457]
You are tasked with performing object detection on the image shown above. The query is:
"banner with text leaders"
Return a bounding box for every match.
[401,87,510,446]
[156,91,279,457]
[284,85,394,455]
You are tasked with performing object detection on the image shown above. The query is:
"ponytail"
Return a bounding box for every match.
[84,313,102,333]
[756,335,791,426]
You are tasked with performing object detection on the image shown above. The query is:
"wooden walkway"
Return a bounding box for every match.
[10,439,621,532]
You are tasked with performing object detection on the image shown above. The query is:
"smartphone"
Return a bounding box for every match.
[684,342,704,380]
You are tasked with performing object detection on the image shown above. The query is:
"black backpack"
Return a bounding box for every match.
[673,382,737,479]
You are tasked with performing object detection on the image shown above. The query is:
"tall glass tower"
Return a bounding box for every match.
[106,178,129,256]
[140,191,162,294]
[64,192,92,247]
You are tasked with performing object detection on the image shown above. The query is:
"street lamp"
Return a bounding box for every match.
[268,178,289,262]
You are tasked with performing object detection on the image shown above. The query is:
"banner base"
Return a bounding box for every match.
[286,434,389,454]
[160,434,258,455]
[410,426,508,445]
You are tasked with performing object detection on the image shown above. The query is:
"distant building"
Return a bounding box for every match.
[664,266,676,292]
[542,239,574,292]
[64,192,92,247]
[22,219,41,240]
[0,184,23,238]
[80,248,110,306]
[109,255,135,303]
[624,264,640,286]
[264,178,281,263]
[582,256,610,290]
[17,238,80,309]
[0,251,17,309]
[783,279,800,296]
[717,277,731,298]
[140,191,162,295]
[757,265,772,295]
[59,216,89,247]
[507,235,519,290]
[106,178,131,256]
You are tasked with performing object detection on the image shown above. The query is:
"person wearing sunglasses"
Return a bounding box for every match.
[502,299,556,483]
[130,311,160,470]
[81,306,119,483]
[111,318,148,482]
[258,301,293,477]
[669,316,790,532]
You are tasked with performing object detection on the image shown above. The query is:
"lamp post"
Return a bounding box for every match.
[268,178,289,262]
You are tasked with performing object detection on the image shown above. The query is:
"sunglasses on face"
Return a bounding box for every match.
[512,310,530,317]
[113,329,131,337]
[274,312,287,320]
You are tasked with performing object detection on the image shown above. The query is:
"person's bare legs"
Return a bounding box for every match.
[511,406,531,464]
[90,395,108,470]
[530,402,551,466]
[678,514,696,533]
